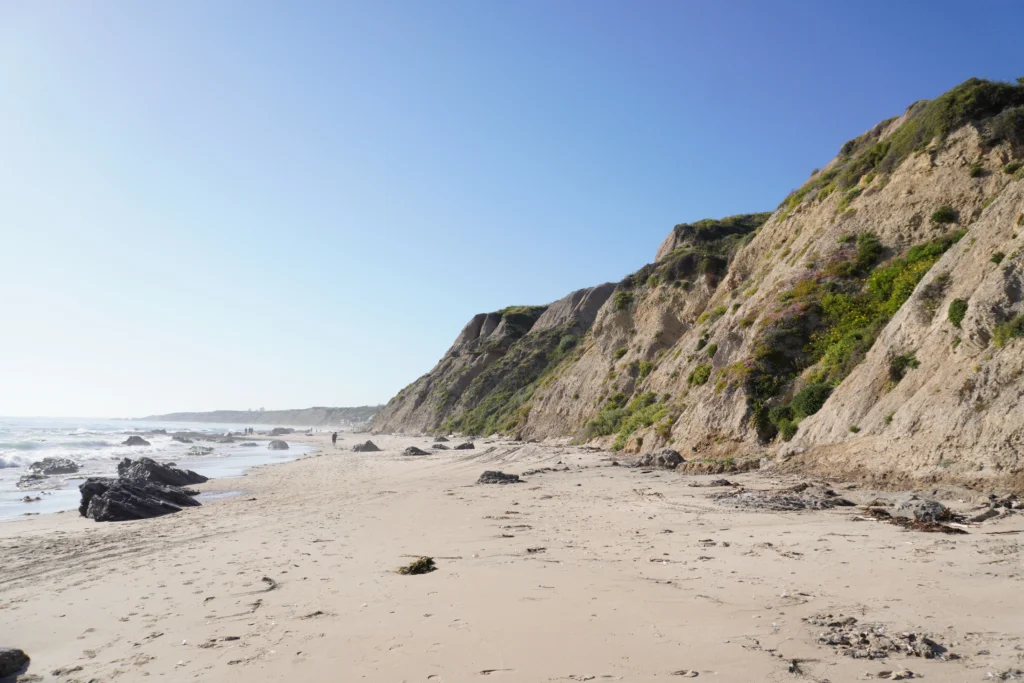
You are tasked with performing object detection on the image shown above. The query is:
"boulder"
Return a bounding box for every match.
[0,647,29,678]
[453,442,475,450]
[402,446,429,456]
[477,471,522,485]
[270,427,294,436]
[352,440,381,452]
[172,435,194,444]
[434,436,450,442]
[240,442,258,447]
[79,477,200,522]
[432,444,449,450]
[636,449,684,469]
[893,498,951,523]
[187,446,215,456]
[117,457,208,487]
[267,440,290,450]
[122,435,151,447]
[28,457,79,475]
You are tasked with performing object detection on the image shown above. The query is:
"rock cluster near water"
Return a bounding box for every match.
[79,457,208,523]
[29,457,80,475]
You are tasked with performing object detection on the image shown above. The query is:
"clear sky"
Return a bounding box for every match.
[1,1,1021,417]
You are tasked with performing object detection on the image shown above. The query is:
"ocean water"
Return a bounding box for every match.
[0,416,315,521]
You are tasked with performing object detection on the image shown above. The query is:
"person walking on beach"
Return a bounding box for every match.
[331,432,337,447]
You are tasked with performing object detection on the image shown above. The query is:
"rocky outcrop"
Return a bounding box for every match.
[353,440,380,452]
[79,477,201,522]
[267,440,290,450]
[117,457,208,487]
[374,78,1024,492]
[28,457,79,475]
[370,287,615,435]
[122,435,150,446]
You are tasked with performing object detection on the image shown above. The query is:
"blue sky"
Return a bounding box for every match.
[1,1,1021,417]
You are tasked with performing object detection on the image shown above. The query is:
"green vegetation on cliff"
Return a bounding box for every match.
[728,230,965,441]
[780,78,1024,219]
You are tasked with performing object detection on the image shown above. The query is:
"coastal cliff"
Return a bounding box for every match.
[372,78,1024,491]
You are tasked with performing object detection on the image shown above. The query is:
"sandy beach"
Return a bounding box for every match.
[1,434,1022,682]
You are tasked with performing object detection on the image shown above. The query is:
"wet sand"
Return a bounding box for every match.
[1,434,1021,682]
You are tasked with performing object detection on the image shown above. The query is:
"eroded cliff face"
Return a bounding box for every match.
[372,78,1024,491]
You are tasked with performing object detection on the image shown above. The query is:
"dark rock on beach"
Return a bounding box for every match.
[353,440,381,452]
[28,457,80,475]
[122,435,151,447]
[0,647,29,678]
[79,477,201,522]
[636,449,683,469]
[402,446,428,456]
[431,443,449,450]
[477,471,522,485]
[267,440,290,450]
[453,442,475,450]
[240,442,259,447]
[893,497,951,523]
[270,427,294,436]
[433,436,450,442]
[117,457,208,487]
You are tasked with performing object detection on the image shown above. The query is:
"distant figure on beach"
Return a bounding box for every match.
[331,432,338,447]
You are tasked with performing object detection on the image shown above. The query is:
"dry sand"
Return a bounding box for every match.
[1,434,1022,682]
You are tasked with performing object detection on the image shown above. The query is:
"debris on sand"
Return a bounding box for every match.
[477,471,522,485]
[713,483,854,511]
[402,446,429,456]
[688,479,736,488]
[397,557,436,575]
[864,508,967,534]
[521,466,570,476]
[805,613,954,660]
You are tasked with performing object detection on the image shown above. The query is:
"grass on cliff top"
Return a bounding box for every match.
[729,229,965,441]
[779,78,1024,218]
[616,213,771,299]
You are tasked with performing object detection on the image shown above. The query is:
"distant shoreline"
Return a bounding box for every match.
[129,405,381,427]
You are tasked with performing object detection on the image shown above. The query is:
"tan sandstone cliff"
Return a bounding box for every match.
[372,78,1024,491]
